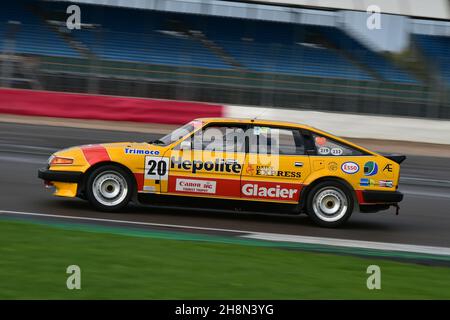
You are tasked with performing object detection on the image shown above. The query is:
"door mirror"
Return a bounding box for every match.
[180,140,192,150]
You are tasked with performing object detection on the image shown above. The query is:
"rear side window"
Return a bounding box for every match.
[311,133,365,156]
[249,126,305,155]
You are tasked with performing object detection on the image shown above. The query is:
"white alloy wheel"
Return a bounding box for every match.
[92,170,129,207]
[312,186,349,223]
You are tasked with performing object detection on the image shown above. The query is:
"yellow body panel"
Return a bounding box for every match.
[43,118,401,204]
[52,182,78,197]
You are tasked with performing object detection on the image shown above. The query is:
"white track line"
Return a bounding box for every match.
[243,233,450,256]
[1,209,449,257]
[0,209,245,234]
[402,190,450,199]
[401,177,450,184]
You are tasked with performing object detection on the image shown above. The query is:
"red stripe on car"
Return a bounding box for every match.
[134,173,144,191]
[168,175,302,201]
[355,190,365,204]
[81,145,110,165]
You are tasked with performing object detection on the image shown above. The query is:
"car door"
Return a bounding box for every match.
[241,125,311,204]
[164,123,247,199]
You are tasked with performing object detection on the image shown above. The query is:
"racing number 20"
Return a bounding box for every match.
[147,159,166,176]
[144,156,169,181]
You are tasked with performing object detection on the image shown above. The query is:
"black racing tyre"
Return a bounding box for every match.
[306,180,354,228]
[85,165,134,212]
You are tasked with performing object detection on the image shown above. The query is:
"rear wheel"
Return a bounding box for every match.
[306,181,354,227]
[85,165,133,211]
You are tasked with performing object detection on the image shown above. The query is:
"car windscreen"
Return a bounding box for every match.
[152,120,202,146]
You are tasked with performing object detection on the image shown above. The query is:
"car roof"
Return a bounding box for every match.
[194,117,377,156]
[195,117,316,131]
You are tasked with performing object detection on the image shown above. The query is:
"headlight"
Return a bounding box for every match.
[49,156,74,165]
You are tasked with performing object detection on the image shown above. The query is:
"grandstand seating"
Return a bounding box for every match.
[0,1,424,83]
[323,28,418,83]
[415,34,450,84]
[0,1,78,57]
[186,16,372,80]
[70,6,232,69]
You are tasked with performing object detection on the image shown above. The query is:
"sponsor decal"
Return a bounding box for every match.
[364,161,378,176]
[126,148,160,155]
[328,162,338,171]
[341,161,359,174]
[253,126,270,136]
[360,178,376,187]
[171,156,242,174]
[382,163,394,178]
[145,156,169,181]
[255,166,302,178]
[175,178,216,194]
[318,147,330,155]
[242,183,298,200]
[245,164,255,175]
[315,136,327,146]
[330,148,343,156]
[169,176,239,197]
[379,180,393,188]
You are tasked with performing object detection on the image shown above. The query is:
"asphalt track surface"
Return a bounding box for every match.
[0,122,449,248]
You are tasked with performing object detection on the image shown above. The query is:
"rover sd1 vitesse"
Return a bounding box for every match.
[38,118,405,227]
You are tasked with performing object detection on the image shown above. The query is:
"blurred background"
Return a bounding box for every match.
[1,0,450,119]
[1,1,450,300]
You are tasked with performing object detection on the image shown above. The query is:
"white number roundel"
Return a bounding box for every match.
[331,148,343,156]
[318,147,330,155]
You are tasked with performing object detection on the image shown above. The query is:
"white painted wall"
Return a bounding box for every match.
[244,0,450,20]
[338,10,410,52]
[225,105,450,145]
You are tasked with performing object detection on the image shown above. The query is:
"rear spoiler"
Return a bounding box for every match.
[383,154,407,164]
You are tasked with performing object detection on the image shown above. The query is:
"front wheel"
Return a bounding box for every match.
[306,181,354,227]
[85,165,134,212]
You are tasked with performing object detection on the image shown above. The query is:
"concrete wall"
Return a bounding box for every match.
[244,0,450,20]
[225,105,450,145]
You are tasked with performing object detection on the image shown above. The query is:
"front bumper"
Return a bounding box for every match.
[362,190,403,204]
[38,168,83,183]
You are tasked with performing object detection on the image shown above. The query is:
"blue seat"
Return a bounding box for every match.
[322,27,418,83]
[0,1,418,83]
[0,1,78,57]
[415,34,450,84]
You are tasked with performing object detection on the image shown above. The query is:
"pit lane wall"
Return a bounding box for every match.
[0,88,222,125]
[0,88,449,145]
[225,105,450,145]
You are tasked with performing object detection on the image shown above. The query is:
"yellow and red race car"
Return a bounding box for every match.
[38,118,405,227]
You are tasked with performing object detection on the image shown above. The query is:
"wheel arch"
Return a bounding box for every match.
[300,176,357,210]
[78,161,138,198]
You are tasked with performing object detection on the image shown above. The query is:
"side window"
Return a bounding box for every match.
[311,133,364,156]
[175,124,246,153]
[250,126,305,155]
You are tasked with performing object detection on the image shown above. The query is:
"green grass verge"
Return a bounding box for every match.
[0,219,449,299]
